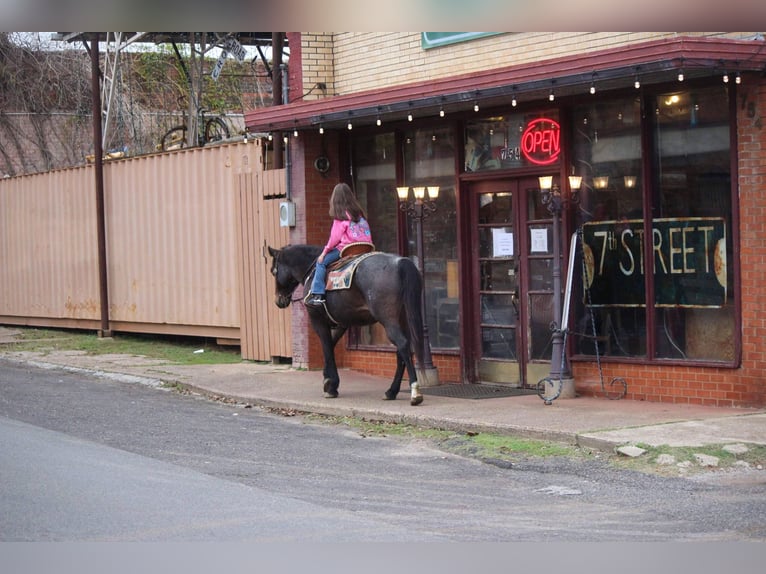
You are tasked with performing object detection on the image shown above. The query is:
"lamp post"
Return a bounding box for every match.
[396,185,439,385]
[538,175,581,385]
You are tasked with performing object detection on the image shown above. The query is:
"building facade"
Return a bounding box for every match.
[245,32,766,407]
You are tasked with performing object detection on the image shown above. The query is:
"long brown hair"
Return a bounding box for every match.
[328,182,366,221]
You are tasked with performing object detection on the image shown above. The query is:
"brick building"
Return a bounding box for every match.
[245,32,766,408]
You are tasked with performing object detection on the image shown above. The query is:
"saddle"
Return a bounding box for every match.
[326,243,376,291]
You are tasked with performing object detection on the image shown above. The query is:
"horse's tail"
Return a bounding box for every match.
[398,257,425,367]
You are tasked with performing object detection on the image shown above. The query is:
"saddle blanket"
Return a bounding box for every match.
[326,252,378,291]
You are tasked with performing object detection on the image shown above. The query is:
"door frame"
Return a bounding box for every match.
[462,176,553,387]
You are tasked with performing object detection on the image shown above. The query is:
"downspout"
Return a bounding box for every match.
[272,33,284,169]
[90,33,111,337]
[282,62,291,201]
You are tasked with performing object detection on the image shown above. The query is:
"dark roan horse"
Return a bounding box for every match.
[267,244,425,406]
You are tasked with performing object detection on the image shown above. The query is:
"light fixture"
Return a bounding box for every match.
[427,186,440,199]
[439,106,445,117]
[319,125,324,134]
[474,101,479,112]
[735,71,742,84]
[538,175,553,190]
[593,176,609,189]
[347,122,353,130]
[376,116,382,126]
[511,94,517,107]
[549,89,555,102]
[293,128,298,137]
[634,67,641,89]
[678,69,684,82]
[723,71,729,83]
[568,175,582,190]
[396,186,410,201]
[267,133,273,141]
[407,112,413,122]
[624,175,637,189]
[589,73,596,95]
[413,186,426,200]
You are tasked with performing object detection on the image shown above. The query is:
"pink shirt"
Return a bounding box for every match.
[322,215,373,254]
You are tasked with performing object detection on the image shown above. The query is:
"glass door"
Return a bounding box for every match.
[470,178,554,387]
[472,180,522,385]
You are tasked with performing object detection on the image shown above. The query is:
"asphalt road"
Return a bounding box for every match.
[2,358,766,542]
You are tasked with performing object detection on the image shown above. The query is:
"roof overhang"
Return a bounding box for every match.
[245,36,766,133]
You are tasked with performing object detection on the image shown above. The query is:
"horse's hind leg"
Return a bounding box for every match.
[382,324,423,406]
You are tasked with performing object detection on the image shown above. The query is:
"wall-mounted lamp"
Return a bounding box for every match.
[593,176,609,189]
[624,175,637,189]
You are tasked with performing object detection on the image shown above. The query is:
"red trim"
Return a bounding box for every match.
[245,36,766,131]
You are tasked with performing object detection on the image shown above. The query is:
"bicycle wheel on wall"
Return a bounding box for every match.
[204,117,230,145]
[160,126,188,151]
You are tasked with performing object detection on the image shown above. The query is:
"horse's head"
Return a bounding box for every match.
[267,246,299,308]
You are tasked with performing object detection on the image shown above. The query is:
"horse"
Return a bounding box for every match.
[267,244,425,406]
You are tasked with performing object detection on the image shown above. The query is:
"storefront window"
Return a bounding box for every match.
[570,86,735,363]
[350,127,459,351]
[403,125,459,349]
[572,97,645,358]
[651,86,733,361]
[351,132,398,347]
[465,112,560,171]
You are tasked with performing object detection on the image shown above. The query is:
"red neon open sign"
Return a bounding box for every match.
[521,118,561,165]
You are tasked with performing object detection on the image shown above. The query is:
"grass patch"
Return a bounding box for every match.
[304,414,585,463]
[2,327,243,365]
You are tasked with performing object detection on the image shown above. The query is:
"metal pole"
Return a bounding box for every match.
[90,34,111,338]
[414,203,435,370]
[549,203,568,378]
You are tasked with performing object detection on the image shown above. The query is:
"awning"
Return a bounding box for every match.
[245,36,766,133]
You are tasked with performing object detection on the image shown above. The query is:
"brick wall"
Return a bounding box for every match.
[302,32,752,98]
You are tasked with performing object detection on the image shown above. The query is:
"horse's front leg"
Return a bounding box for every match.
[311,318,345,398]
[383,355,406,401]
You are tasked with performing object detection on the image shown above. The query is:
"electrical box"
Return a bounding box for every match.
[279,201,296,227]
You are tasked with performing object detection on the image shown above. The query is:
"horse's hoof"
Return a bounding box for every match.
[323,391,339,399]
[410,383,423,406]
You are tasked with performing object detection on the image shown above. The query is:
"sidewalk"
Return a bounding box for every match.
[1,332,764,453]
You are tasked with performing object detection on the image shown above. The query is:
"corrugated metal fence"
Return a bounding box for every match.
[0,140,291,361]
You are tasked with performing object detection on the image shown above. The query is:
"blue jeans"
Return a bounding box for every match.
[310,248,340,295]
